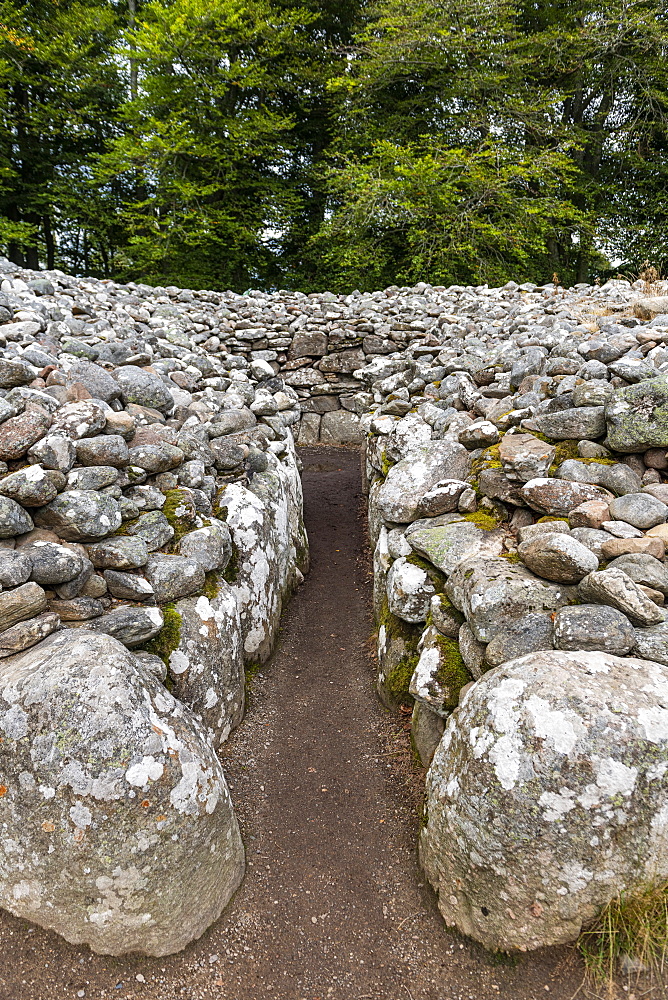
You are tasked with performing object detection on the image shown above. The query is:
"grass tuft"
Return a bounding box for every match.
[578,879,668,989]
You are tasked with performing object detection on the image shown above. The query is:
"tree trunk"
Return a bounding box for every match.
[43,214,55,270]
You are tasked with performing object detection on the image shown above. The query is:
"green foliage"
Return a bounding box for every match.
[578,880,668,987]
[203,571,221,600]
[0,0,666,288]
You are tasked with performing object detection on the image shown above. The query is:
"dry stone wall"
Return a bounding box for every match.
[363,276,668,953]
[0,262,309,955]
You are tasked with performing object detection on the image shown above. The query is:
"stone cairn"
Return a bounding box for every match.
[2,261,668,957]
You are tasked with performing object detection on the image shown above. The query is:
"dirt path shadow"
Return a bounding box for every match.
[0,446,593,999]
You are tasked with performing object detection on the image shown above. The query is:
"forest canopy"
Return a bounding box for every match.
[1,0,667,291]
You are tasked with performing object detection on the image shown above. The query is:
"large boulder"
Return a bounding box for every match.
[219,447,306,663]
[0,630,244,956]
[420,649,668,952]
[605,375,668,452]
[446,556,577,643]
[374,441,471,522]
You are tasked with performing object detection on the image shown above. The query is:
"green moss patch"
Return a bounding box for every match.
[222,541,239,583]
[162,488,198,546]
[203,571,221,600]
[139,604,182,667]
[433,634,470,711]
[384,655,418,705]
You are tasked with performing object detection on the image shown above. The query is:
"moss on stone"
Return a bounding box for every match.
[500,551,522,563]
[385,655,418,704]
[459,510,502,531]
[380,449,396,478]
[162,488,198,546]
[140,604,182,666]
[433,634,470,711]
[537,515,569,523]
[203,571,221,600]
[406,551,447,591]
[222,541,239,584]
[553,440,580,465]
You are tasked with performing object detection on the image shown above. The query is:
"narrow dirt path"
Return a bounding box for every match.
[0,446,591,1000]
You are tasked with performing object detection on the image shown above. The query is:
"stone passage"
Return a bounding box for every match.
[3,258,668,968]
[0,447,583,999]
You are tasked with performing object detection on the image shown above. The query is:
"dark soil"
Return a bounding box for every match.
[0,446,611,999]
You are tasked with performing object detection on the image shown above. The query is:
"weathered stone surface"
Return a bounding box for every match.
[103,570,154,602]
[75,434,130,468]
[113,365,174,413]
[602,537,665,560]
[0,409,51,460]
[34,490,121,541]
[48,597,104,620]
[169,589,245,748]
[124,511,174,551]
[409,625,469,718]
[633,621,668,665]
[375,442,471,522]
[67,466,119,491]
[520,477,614,516]
[23,541,86,585]
[568,499,610,529]
[406,514,505,577]
[606,553,668,595]
[0,495,34,537]
[498,433,555,482]
[127,443,184,473]
[320,409,364,445]
[605,376,668,452]
[0,630,244,955]
[420,650,668,952]
[28,432,76,473]
[608,493,668,530]
[518,532,598,583]
[82,605,164,647]
[533,406,606,440]
[86,535,149,570]
[145,554,205,604]
[0,612,60,657]
[554,604,635,654]
[0,465,61,507]
[411,701,445,768]
[0,550,32,587]
[0,582,47,632]
[64,361,121,403]
[578,568,665,626]
[446,556,576,643]
[178,519,232,573]
[386,557,435,623]
[484,614,555,667]
[50,400,107,440]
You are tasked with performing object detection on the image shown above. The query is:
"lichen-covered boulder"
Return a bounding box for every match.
[409,624,470,717]
[446,556,577,643]
[386,556,436,623]
[374,441,471,522]
[420,649,668,952]
[406,514,506,577]
[605,375,668,452]
[168,589,244,747]
[0,630,244,956]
